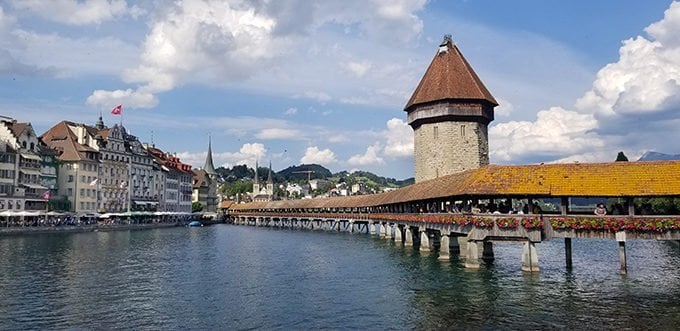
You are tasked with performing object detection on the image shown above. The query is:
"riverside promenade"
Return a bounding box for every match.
[0,213,201,236]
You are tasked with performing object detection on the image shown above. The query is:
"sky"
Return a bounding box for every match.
[1,0,679,180]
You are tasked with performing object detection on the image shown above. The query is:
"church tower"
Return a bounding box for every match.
[252,160,260,195]
[266,161,274,197]
[405,35,498,182]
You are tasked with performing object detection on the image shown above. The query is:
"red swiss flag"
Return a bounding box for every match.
[111,104,122,115]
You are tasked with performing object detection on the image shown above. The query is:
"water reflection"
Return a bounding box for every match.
[0,227,678,329]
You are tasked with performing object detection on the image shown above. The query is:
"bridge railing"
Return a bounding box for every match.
[231,211,680,238]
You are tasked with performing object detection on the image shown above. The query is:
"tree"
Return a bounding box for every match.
[615,151,629,162]
[192,201,203,213]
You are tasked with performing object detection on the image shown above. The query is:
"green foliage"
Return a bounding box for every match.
[192,201,203,213]
[220,180,253,198]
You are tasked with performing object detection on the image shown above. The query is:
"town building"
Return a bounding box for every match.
[0,117,51,212]
[405,35,498,183]
[40,120,100,213]
[145,145,193,213]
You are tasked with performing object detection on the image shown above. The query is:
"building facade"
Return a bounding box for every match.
[405,35,498,182]
[0,117,50,212]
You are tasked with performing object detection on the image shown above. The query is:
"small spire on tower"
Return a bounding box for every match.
[203,135,217,176]
[254,160,259,184]
[267,160,273,184]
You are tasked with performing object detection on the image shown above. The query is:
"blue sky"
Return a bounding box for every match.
[1,0,679,179]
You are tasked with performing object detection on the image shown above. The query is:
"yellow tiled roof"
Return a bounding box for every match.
[230,161,680,210]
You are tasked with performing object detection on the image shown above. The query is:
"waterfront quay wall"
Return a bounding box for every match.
[0,222,184,236]
[229,212,680,274]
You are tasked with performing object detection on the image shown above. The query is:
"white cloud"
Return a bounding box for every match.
[383,118,413,157]
[178,142,266,170]
[348,143,385,166]
[86,88,158,109]
[284,107,298,115]
[343,60,372,77]
[300,146,337,165]
[494,97,514,117]
[85,0,427,109]
[13,0,143,25]
[255,128,304,140]
[489,107,603,163]
[491,1,680,163]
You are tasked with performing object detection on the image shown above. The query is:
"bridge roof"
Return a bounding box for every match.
[230,161,680,210]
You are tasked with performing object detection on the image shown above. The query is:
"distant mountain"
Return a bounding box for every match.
[638,151,680,161]
[277,164,333,181]
[335,170,414,188]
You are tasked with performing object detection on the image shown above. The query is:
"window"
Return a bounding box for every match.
[433,125,439,139]
[22,141,26,148]
[461,125,466,137]
[80,188,85,196]
[68,175,74,182]
[30,142,34,150]
[67,188,73,196]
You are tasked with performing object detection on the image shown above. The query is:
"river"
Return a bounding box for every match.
[0,225,678,330]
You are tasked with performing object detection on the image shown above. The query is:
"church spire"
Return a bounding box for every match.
[254,160,259,184]
[95,111,105,130]
[267,160,273,184]
[203,135,217,176]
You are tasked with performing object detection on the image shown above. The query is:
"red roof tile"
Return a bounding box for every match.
[404,37,498,111]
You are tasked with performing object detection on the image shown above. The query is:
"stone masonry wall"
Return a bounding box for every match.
[414,121,489,182]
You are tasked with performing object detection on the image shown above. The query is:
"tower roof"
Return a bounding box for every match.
[404,35,498,112]
[204,136,217,176]
[267,160,273,184]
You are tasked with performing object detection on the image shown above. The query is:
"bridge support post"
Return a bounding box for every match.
[457,237,467,257]
[482,241,494,262]
[439,234,450,260]
[616,231,627,275]
[465,241,480,269]
[419,229,430,252]
[385,223,392,239]
[378,223,386,237]
[404,227,413,247]
[521,241,540,272]
[565,238,573,269]
[394,225,402,243]
[369,221,376,235]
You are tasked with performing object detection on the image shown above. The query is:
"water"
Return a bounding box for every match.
[0,225,679,330]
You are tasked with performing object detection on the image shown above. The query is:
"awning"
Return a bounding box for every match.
[20,153,42,161]
[147,201,159,205]
[22,183,48,189]
[20,169,41,176]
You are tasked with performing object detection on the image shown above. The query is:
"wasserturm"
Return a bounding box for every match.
[405,35,498,183]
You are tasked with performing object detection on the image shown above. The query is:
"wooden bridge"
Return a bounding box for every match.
[227,160,680,274]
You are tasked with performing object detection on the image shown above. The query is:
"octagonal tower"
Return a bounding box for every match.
[405,35,498,183]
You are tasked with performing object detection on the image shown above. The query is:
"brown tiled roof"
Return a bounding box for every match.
[230,161,680,211]
[8,122,28,139]
[40,121,97,161]
[219,200,234,209]
[404,38,498,111]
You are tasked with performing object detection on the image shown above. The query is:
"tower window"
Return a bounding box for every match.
[433,126,439,139]
[461,125,466,137]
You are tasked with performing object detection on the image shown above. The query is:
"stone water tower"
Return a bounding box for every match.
[405,35,498,182]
